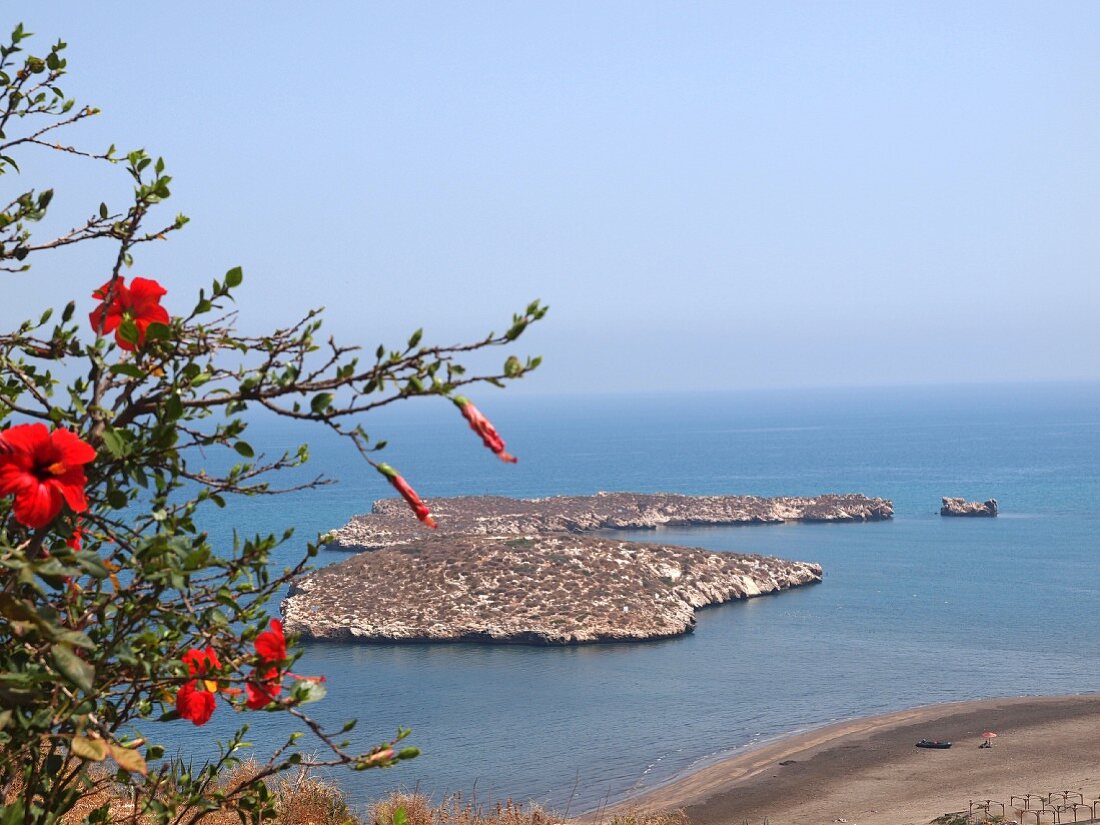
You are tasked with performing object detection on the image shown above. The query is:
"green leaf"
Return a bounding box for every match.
[310,393,333,414]
[130,463,149,488]
[393,807,407,825]
[0,800,25,825]
[100,429,127,458]
[52,643,94,692]
[109,363,146,378]
[234,441,254,458]
[75,552,110,580]
[225,266,243,288]
[143,322,169,342]
[164,393,183,420]
[51,629,96,651]
[293,680,327,704]
[116,319,140,346]
[70,735,109,762]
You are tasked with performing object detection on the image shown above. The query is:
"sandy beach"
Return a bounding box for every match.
[612,695,1100,825]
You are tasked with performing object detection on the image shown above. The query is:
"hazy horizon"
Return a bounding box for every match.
[7,3,1100,394]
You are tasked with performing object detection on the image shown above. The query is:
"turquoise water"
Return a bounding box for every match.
[165,382,1100,814]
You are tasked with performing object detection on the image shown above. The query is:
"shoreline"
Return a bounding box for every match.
[605,694,1100,825]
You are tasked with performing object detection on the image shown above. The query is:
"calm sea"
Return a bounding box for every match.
[164,382,1100,815]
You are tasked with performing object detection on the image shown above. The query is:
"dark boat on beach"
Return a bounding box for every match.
[915,739,952,749]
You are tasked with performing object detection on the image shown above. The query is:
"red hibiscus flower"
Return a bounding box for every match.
[0,424,96,529]
[182,646,221,676]
[454,397,517,463]
[243,621,288,710]
[245,666,283,710]
[176,681,217,726]
[376,463,436,528]
[175,646,221,726]
[88,276,169,351]
[255,619,286,663]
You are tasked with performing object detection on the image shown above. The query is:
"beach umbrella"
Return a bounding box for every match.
[981,731,997,747]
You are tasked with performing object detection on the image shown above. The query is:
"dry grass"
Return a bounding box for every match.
[368,793,552,825]
[271,766,356,825]
[6,764,685,825]
[4,760,354,825]
[602,812,689,825]
[366,792,687,825]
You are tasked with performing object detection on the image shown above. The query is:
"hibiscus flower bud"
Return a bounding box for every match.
[66,521,83,551]
[453,396,517,463]
[366,748,395,764]
[376,463,437,528]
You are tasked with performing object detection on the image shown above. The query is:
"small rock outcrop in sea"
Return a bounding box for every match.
[325,492,894,552]
[940,497,998,517]
[282,534,823,645]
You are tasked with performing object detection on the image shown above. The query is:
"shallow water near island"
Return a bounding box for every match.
[162,383,1100,815]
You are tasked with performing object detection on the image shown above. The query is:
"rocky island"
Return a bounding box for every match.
[283,534,823,644]
[286,492,887,645]
[324,491,894,552]
[940,497,998,517]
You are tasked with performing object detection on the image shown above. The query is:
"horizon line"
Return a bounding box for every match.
[496,377,1100,400]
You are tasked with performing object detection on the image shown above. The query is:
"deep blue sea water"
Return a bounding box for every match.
[162,382,1100,815]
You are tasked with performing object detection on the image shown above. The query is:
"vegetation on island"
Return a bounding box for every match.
[0,22,545,824]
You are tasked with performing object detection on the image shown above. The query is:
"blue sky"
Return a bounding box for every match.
[8,3,1100,393]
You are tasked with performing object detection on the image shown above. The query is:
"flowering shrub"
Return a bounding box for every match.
[0,24,545,824]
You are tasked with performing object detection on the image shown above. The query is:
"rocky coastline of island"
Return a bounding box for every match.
[940,496,999,517]
[281,492,888,645]
[323,491,894,552]
[283,533,823,644]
